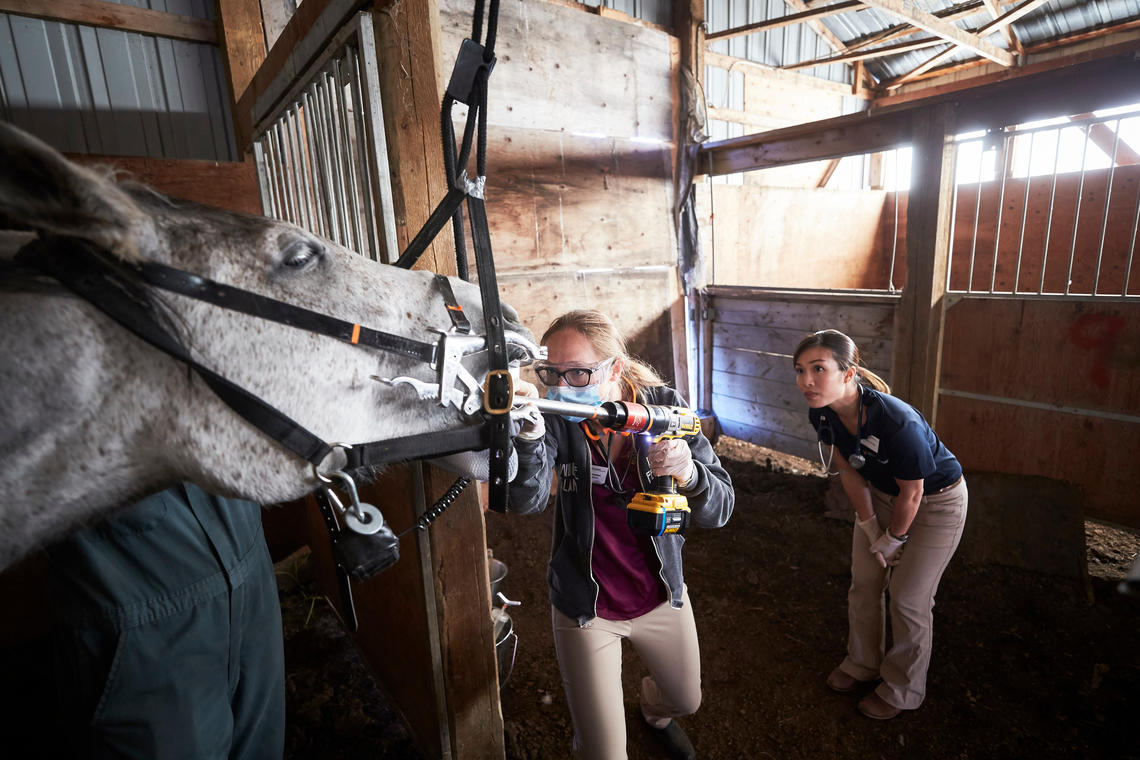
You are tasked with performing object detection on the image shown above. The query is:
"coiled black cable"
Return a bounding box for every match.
[398,476,472,538]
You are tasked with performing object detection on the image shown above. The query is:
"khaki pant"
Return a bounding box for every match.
[840,479,968,710]
[552,586,701,759]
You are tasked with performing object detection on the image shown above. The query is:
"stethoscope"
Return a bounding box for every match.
[816,384,866,474]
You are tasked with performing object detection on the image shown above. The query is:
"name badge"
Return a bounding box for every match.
[860,435,881,453]
[590,464,608,484]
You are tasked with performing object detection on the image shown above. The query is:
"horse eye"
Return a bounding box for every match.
[282,240,324,270]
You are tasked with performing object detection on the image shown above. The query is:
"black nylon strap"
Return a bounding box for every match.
[344,425,490,471]
[433,273,472,333]
[467,194,513,512]
[393,185,467,270]
[138,262,437,364]
[17,238,334,465]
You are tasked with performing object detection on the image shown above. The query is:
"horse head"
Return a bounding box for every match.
[0,120,531,569]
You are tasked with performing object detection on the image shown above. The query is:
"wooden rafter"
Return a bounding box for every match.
[1069,114,1140,167]
[982,0,1023,56]
[887,0,1049,88]
[0,0,216,44]
[843,0,984,54]
[858,0,1014,66]
[783,0,851,54]
[706,1,862,43]
[782,33,946,71]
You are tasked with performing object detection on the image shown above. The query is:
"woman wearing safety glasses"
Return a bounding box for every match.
[508,310,734,760]
[792,329,967,721]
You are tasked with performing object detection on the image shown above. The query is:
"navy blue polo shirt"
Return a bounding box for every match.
[809,387,961,496]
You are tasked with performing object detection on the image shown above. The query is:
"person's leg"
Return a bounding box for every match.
[229,540,286,760]
[552,606,630,760]
[840,488,892,681]
[628,586,702,728]
[85,594,236,760]
[876,481,968,710]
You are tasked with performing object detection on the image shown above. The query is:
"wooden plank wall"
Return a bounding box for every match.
[438,0,681,386]
[697,185,894,289]
[709,290,897,460]
[939,298,1140,529]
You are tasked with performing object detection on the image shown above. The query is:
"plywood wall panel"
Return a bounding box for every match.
[440,0,673,140]
[498,268,680,386]
[480,129,674,273]
[937,394,1140,528]
[942,299,1140,413]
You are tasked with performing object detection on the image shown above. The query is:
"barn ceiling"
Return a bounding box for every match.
[703,0,1140,91]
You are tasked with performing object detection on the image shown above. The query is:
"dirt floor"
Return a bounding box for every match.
[280,437,1140,760]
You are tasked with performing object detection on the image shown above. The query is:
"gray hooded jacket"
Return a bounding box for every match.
[508,386,734,626]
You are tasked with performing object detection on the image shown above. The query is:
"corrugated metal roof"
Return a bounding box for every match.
[705,0,1140,86]
[0,0,236,161]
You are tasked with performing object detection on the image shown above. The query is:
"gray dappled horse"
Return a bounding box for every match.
[0,121,525,571]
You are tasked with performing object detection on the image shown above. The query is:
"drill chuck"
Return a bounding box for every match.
[523,397,701,439]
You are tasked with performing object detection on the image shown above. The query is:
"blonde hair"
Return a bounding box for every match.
[792,329,891,394]
[542,310,664,400]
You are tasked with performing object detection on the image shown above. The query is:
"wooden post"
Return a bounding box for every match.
[892,103,956,423]
[214,0,266,155]
[371,1,505,758]
[672,0,705,402]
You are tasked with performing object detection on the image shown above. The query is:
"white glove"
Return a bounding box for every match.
[857,516,887,569]
[512,378,545,441]
[647,439,696,488]
[869,532,907,566]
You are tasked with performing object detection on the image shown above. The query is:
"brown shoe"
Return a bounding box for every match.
[858,692,902,720]
[825,667,860,693]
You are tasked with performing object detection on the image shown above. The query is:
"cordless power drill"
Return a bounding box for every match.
[520,397,702,536]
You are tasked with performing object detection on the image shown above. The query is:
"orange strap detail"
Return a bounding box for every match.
[350,324,361,344]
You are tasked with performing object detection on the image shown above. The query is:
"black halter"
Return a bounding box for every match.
[15,236,499,474]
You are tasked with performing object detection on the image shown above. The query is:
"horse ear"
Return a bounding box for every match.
[0,120,157,260]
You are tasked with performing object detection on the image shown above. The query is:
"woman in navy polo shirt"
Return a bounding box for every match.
[792,329,967,721]
[509,310,734,759]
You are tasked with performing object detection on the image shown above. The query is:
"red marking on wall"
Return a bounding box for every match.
[1068,313,1126,388]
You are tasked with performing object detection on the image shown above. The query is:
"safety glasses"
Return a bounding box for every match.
[533,357,615,387]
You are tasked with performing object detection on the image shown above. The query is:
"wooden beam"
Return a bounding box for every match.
[699,108,916,175]
[783,0,851,54]
[1069,114,1140,167]
[891,103,956,421]
[843,0,984,53]
[700,49,1140,176]
[0,0,216,43]
[817,157,841,187]
[706,1,862,43]
[707,50,871,98]
[215,0,266,153]
[982,0,1023,56]
[888,0,1048,88]
[781,34,946,71]
[874,36,1140,108]
[858,0,1014,66]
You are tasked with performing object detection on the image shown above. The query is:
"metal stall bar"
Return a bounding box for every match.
[989,133,1010,293]
[1092,120,1121,296]
[250,13,398,264]
[1012,130,1036,294]
[966,138,986,293]
[1038,128,1063,295]
[1063,123,1092,295]
[1126,175,1140,297]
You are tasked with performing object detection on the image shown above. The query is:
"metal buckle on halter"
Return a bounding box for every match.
[482,369,513,415]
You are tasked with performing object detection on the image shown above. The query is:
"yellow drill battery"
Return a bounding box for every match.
[626,492,691,536]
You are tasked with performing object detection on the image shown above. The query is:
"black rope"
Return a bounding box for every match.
[398,476,471,538]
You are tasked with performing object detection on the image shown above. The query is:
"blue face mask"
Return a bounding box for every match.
[545,384,605,423]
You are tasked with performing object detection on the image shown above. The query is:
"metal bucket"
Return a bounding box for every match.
[493,608,517,688]
[489,557,507,601]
